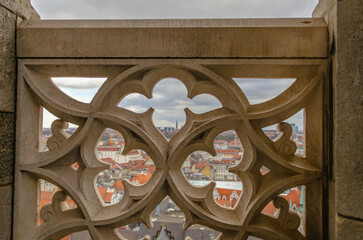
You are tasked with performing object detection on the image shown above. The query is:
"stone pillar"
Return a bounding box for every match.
[0,1,38,239]
[314,0,363,239]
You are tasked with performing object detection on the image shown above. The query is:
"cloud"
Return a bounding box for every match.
[55,87,96,103]
[43,77,304,129]
[119,78,222,127]
[31,0,318,19]
[52,77,107,89]
[42,109,78,129]
[36,1,314,129]
[233,78,295,104]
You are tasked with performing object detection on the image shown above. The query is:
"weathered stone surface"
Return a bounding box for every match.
[336,215,363,240]
[327,3,337,54]
[313,0,337,52]
[0,113,15,185]
[0,185,12,240]
[313,0,337,17]
[0,7,16,113]
[0,0,39,19]
[14,56,326,239]
[335,0,363,220]
[17,18,328,58]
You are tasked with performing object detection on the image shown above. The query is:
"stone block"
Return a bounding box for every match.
[327,3,337,54]
[312,0,337,17]
[17,18,328,58]
[0,113,15,185]
[0,7,16,113]
[0,185,12,240]
[0,0,39,19]
[336,215,363,240]
[335,0,363,220]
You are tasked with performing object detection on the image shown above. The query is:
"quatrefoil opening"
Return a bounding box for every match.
[118,78,222,140]
[95,128,155,205]
[182,130,244,209]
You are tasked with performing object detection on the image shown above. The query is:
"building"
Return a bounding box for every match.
[96,146,125,163]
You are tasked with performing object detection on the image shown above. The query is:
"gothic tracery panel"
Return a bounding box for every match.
[15,59,325,240]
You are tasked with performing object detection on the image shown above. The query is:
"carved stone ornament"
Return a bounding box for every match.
[14,59,325,240]
[46,120,70,151]
[273,122,297,156]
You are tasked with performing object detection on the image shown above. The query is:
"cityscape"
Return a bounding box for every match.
[40,122,305,239]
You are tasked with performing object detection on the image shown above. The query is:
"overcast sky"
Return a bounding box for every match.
[34,0,315,130]
[31,0,318,19]
[46,77,304,131]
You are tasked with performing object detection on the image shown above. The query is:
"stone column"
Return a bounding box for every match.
[314,0,363,239]
[0,1,38,239]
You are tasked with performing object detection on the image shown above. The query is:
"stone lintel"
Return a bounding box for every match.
[17,18,328,59]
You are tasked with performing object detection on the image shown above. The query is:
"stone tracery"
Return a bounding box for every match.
[15,60,325,240]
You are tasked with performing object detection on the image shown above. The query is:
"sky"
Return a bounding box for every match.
[47,77,304,131]
[31,0,318,19]
[33,0,317,130]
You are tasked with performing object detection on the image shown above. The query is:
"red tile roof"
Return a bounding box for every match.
[113,180,124,191]
[103,192,114,203]
[97,187,108,199]
[41,191,54,207]
[262,188,302,216]
[216,188,242,202]
[119,162,134,168]
[130,172,152,185]
[216,149,241,153]
[215,196,239,208]
[127,150,139,155]
[194,161,207,170]
[262,202,277,216]
[285,188,301,207]
[100,158,115,166]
